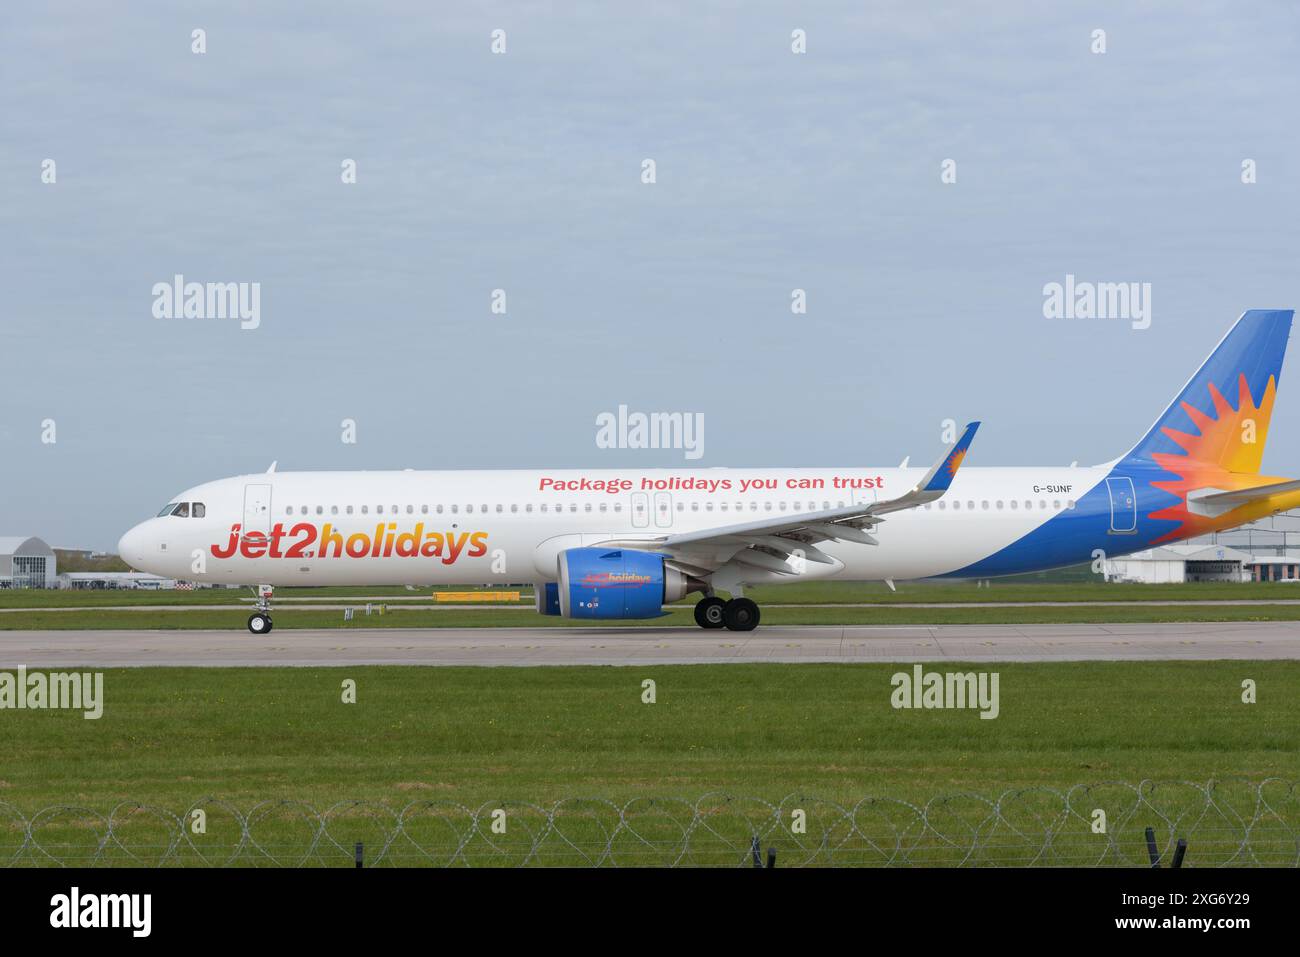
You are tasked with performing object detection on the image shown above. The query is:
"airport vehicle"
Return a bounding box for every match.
[119,310,1300,633]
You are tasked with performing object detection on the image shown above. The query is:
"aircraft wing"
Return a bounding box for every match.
[595,421,979,577]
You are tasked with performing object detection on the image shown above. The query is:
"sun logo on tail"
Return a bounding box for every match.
[1148,373,1278,542]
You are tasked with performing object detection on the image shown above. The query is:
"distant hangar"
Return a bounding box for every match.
[0,536,56,588]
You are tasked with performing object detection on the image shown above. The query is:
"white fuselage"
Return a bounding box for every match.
[119,465,1104,587]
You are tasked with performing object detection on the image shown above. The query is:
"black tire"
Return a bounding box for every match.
[722,597,760,632]
[247,613,272,635]
[694,596,727,629]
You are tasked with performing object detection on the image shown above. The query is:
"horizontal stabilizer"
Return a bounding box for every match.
[1187,478,1300,517]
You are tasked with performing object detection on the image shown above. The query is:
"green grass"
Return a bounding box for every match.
[3,662,1295,808]
[6,579,1300,609]
[3,603,1300,630]
[742,579,1300,604]
[5,663,1295,866]
[0,585,476,608]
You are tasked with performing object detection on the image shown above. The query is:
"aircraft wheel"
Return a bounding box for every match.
[723,598,760,632]
[247,613,273,635]
[694,596,727,629]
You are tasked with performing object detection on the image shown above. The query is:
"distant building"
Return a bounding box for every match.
[0,536,57,588]
[1244,554,1300,583]
[1104,544,1255,584]
[60,572,177,590]
[58,572,233,590]
[1191,509,1300,556]
[52,546,96,559]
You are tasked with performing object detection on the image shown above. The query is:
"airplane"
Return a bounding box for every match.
[119,309,1300,635]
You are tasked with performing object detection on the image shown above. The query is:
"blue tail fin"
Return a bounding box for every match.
[1122,309,1293,472]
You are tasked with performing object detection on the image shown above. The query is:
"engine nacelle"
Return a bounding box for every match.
[555,547,700,619]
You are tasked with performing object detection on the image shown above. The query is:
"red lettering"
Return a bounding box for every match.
[283,523,317,559]
[211,525,240,559]
[240,531,268,559]
[345,532,370,558]
[442,531,470,565]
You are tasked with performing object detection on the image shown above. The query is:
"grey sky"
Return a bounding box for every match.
[2,1,1298,549]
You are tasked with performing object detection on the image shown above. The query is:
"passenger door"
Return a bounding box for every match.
[1106,477,1137,533]
[630,491,649,529]
[653,491,673,528]
[243,484,273,537]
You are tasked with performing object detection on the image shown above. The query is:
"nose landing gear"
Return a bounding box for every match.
[693,595,760,631]
[247,585,274,634]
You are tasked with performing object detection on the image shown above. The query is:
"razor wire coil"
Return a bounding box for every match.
[1,779,1297,867]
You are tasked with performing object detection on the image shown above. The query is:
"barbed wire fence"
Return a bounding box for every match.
[2,780,1296,867]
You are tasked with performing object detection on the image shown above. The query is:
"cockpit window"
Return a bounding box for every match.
[158,503,180,517]
[172,502,190,518]
[192,503,205,518]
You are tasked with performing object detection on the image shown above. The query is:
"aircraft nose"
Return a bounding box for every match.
[117,523,148,569]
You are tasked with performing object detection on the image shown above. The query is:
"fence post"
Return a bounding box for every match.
[766,847,777,868]
[1171,838,1187,869]
[355,841,363,869]
[1144,826,1160,867]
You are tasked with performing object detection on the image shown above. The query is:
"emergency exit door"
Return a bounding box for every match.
[1106,477,1137,533]
[654,491,673,528]
[243,484,273,537]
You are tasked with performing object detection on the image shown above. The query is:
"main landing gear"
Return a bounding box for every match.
[694,595,760,632]
[247,585,274,634]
